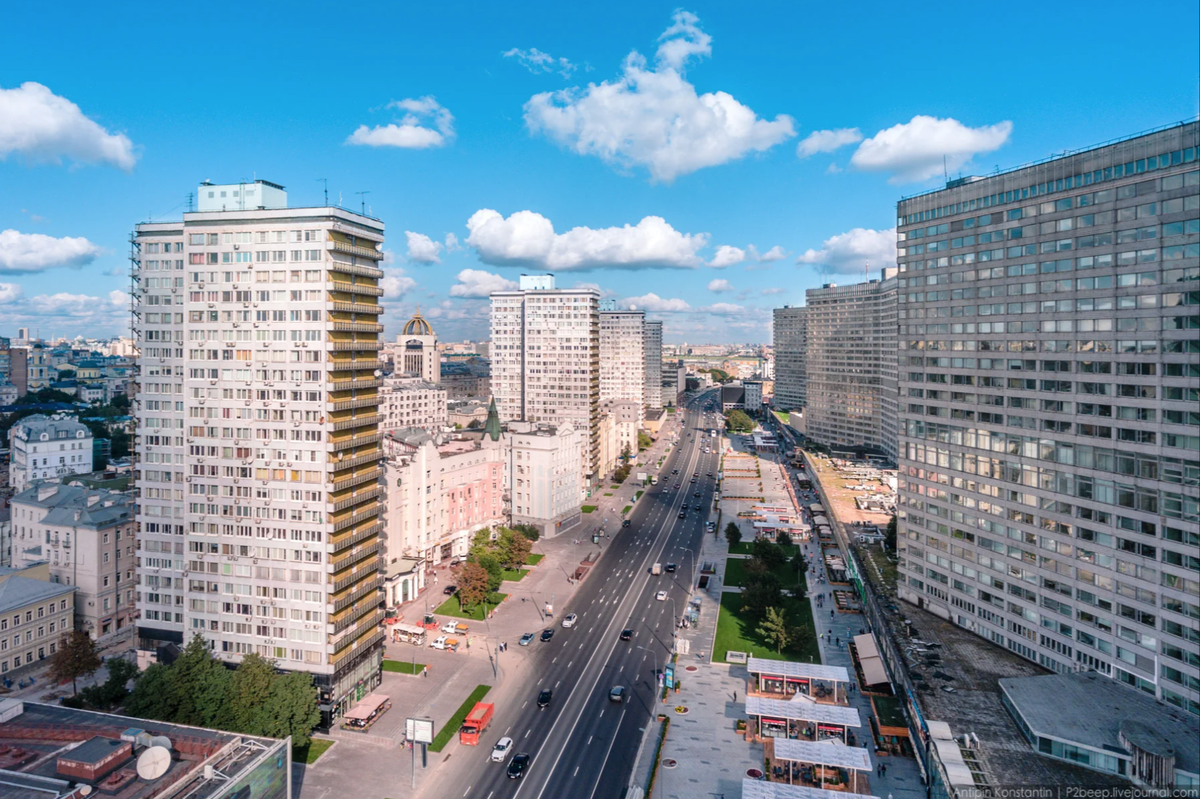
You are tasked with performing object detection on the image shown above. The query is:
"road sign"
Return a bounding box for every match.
[406,717,434,744]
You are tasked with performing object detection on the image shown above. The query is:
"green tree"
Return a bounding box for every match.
[48,630,102,695]
[751,539,786,569]
[125,662,177,720]
[612,464,631,483]
[637,431,652,451]
[259,671,321,747]
[790,550,806,575]
[467,419,483,429]
[741,573,783,621]
[169,635,232,728]
[757,606,803,655]
[476,552,504,592]
[885,514,897,552]
[78,656,138,710]
[457,562,490,610]
[112,393,131,411]
[724,522,742,546]
[725,410,754,433]
[776,530,791,546]
[512,523,540,542]
[226,653,277,734]
[506,531,532,570]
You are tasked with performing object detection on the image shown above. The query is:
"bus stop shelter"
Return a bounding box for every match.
[748,657,850,703]
[745,695,862,744]
[768,738,873,791]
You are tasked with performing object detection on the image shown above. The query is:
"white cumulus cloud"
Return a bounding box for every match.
[705,302,745,315]
[796,127,863,158]
[0,229,105,274]
[623,293,691,312]
[503,47,576,78]
[522,11,795,182]
[404,231,442,264]
[0,283,22,303]
[755,245,787,262]
[444,233,461,251]
[381,267,418,299]
[796,227,897,276]
[850,115,1012,183]
[346,96,455,149]
[761,287,786,295]
[465,209,707,271]
[449,269,519,299]
[707,278,733,293]
[709,245,745,268]
[0,82,137,171]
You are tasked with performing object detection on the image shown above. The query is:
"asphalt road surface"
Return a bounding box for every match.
[429,390,722,799]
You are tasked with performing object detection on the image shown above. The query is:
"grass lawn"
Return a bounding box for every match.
[773,410,790,424]
[525,553,544,566]
[292,738,334,764]
[429,685,492,752]
[713,592,820,664]
[434,592,507,621]
[728,542,799,557]
[723,558,805,590]
[622,505,632,515]
[582,505,598,513]
[501,568,526,582]
[635,490,643,500]
[604,492,614,497]
[873,694,906,728]
[382,659,426,674]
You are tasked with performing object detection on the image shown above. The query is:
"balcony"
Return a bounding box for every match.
[331,466,383,492]
[330,301,382,315]
[331,557,383,592]
[330,241,384,263]
[329,280,385,297]
[329,340,383,352]
[331,595,384,634]
[329,626,385,671]
[330,575,383,613]
[330,431,382,452]
[330,414,380,431]
[330,396,380,412]
[327,358,385,373]
[330,377,383,391]
[330,321,384,334]
[331,521,384,553]
[329,484,383,511]
[330,539,383,573]
[331,503,381,532]
[332,450,383,473]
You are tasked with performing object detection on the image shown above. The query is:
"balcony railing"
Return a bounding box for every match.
[331,504,381,533]
[330,301,382,315]
[330,241,384,263]
[329,280,385,297]
[329,340,383,351]
[330,396,380,412]
[330,377,383,391]
[331,466,383,492]
[331,557,383,593]
[330,432,382,453]
[327,358,385,372]
[330,321,384,333]
[329,484,383,511]
[330,521,384,554]
[329,627,385,671]
[330,539,383,574]
[331,596,384,634]
[330,414,380,431]
[331,450,383,473]
[330,575,382,614]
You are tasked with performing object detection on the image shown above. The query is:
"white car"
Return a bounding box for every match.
[562,613,578,628]
[491,736,514,762]
[655,591,668,601]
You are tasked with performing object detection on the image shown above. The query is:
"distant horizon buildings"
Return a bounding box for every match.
[895,121,1199,715]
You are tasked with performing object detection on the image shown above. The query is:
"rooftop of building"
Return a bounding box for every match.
[7,415,91,441]
[0,576,74,613]
[11,483,133,529]
[0,700,287,799]
[400,309,435,337]
[999,672,1199,776]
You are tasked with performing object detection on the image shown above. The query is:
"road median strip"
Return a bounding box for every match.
[429,684,492,753]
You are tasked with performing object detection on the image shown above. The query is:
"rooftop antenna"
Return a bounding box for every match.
[355,191,370,215]
[317,178,328,206]
[943,155,949,184]
[864,259,870,283]
[338,191,343,207]
[186,192,194,212]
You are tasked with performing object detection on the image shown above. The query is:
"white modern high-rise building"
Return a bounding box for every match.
[490,275,600,483]
[600,307,646,426]
[132,180,387,725]
[644,320,664,411]
[772,306,807,412]
[804,273,899,460]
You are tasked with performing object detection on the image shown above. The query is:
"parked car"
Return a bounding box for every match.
[562,613,578,628]
[507,753,530,779]
[443,585,457,596]
[519,632,535,646]
[491,737,513,762]
[540,628,554,642]
[622,519,631,527]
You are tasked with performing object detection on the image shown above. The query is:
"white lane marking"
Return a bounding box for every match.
[525,729,531,738]
[555,680,561,688]
[573,767,580,777]
[464,787,471,797]
[587,735,593,745]
[586,707,628,799]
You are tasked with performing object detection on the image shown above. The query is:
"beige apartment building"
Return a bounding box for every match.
[0,562,76,677]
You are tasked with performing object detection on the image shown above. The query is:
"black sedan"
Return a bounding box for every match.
[540,628,554,642]
[620,628,634,641]
[507,753,531,779]
[678,511,686,519]
[537,689,553,709]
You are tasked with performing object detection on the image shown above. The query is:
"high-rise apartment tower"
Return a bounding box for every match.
[772,306,807,412]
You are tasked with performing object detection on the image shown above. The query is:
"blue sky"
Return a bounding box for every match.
[2,1,1197,343]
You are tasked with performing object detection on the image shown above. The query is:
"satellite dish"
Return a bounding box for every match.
[137,746,171,780]
[149,735,172,751]
[79,787,93,797]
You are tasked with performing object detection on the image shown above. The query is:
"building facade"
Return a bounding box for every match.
[895,122,1200,715]
[803,275,899,459]
[599,308,646,425]
[9,484,135,639]
[132,180,387,725]
[506,421,585,538]
[0,338,28,397]
[387,311,438,383]
[743,380,764,412]
[0,563,75,677]
[381,375,447,432]
[7,415,94,492]
[773,306,807,411]
[644,320,663,411]
[491,275,600,483]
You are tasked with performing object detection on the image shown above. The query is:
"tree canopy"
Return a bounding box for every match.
[725,410,755,433]
[48,630,102,695]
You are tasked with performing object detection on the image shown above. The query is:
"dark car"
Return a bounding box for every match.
[540,628,554,642]
[507,753,531,779]
[443,585,456,596]
[694,492,701,498]
[678,511,686,519]
[672,469,679,474]
[537,689,552,709]
[620,628,634,641]
[665,563,677,573]
[622,519,631,527]
[707,472,713,477]
[681,503,688,510]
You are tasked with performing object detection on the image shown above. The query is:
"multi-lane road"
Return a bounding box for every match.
[428,390,722,799]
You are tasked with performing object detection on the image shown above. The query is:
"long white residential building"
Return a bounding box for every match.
[600,307,646,425]
[132,180,387,726]
[644,320,664,411]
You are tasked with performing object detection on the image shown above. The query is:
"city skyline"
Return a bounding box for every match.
[3,2,1197,343]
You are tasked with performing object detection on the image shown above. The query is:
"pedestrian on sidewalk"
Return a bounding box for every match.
[423,665,429,678]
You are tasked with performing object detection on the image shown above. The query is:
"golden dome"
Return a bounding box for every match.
[401,309,434,337]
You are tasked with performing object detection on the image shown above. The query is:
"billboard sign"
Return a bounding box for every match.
[406,717,434,745]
